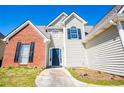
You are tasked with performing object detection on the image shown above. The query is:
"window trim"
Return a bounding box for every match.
[18,43,31,66]
[70,26,78,39]
[68,26,80,40]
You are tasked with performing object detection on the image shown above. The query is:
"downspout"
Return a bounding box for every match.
[44,40,50,68]
[63,26,66,67]
[116,21,124,48]
[82,24,89,67]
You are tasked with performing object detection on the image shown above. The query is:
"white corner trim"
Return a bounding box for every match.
[62,12,87,24]
[117,21,124,47]
[48,48,51,66]
[118,6,124,14]
[63,26,66,67]
[44,41,49,68]
[3,20,49,42]
[47,12,68,27]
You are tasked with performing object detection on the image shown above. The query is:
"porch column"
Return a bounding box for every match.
[117,21,124,47]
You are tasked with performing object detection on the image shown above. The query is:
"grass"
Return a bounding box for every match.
[0,67,42,87]
[68,68,124,86]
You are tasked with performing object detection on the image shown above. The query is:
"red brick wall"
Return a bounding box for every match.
[2,24,45,68]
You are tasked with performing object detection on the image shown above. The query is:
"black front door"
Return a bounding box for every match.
[52,48,59,66]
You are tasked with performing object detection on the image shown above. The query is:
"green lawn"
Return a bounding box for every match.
[0,67,42,87]
[68,68,124,86]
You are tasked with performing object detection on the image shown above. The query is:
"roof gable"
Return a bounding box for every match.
[47,12,68,27]
[36,26,50,39]
[62,12,87,25]
[3,20,49,42]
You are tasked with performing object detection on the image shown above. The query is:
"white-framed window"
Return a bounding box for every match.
[67,26,82,39]
[70,26,78,39]
[20,44,30,64]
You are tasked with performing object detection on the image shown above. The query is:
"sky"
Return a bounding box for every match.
[0,5,114,36]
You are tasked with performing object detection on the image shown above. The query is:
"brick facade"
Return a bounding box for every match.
[2,24,45,68]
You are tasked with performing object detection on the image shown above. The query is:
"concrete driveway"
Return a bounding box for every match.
[35,68,98,87]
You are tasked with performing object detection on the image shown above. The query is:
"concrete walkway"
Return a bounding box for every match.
[35,68,99,87]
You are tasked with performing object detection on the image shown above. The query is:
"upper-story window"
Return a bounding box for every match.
[67,26,82,39]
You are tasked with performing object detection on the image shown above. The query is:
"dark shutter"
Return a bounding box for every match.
[29,42,35,62]
[78,29,82,39]
[14,42,21,63]
[67,29,71,39]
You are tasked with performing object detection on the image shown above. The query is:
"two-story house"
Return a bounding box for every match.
[2,5,124,76]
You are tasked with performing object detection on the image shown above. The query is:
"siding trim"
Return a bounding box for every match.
[117,21,124,47]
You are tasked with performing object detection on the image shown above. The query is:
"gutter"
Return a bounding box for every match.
[83,14,124,43]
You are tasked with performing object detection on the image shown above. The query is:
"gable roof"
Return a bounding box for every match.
[47,12,68,27]
[0,32,5,39]
[3,20,50,42]
[36,26,50,39]
[62,12,87,24]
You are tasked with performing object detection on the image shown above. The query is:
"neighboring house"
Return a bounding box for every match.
[2,5,124,76]
[0,32,5,66]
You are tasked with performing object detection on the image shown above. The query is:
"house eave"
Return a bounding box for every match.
[83,14,124,43]
[47,12,68,27]
[62,12,87,25]
[3,20,50,42]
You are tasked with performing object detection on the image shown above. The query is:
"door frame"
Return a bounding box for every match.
[49,48,62,66]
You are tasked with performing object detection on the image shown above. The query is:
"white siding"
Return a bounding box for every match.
[85,25,124,76]
[65,17,86,67]
[47,29,64,66]
[44,42,50,67]
[49,29,64,48]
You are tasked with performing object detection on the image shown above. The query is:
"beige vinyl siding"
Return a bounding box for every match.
[50,29,63,48]
[85,25,124,76]
[65,17,86,67]
[65,41,86,67]
[48,29,64,66]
